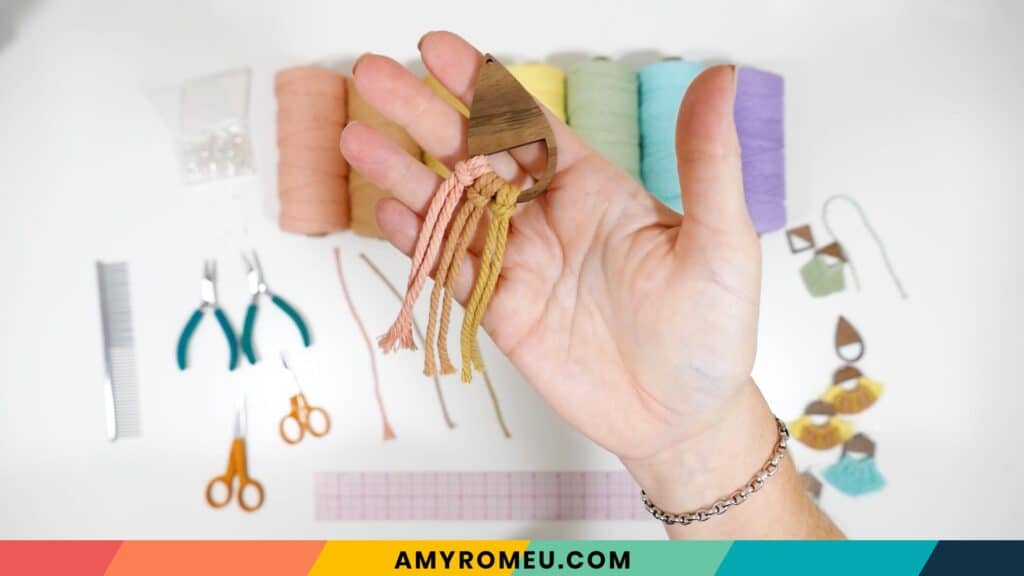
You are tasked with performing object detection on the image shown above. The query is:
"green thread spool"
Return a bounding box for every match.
[567,58,641,180]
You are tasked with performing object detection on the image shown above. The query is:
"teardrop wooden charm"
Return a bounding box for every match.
[834,315,865,362]
[467,54,557,203]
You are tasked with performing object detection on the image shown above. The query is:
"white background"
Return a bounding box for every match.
[1,0,1022,539]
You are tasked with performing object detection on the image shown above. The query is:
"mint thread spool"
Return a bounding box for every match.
[567,58,641,180]
[639,58,705,211]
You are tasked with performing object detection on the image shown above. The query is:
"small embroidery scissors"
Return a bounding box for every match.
[279,352,330,444]
[206,396,264,512]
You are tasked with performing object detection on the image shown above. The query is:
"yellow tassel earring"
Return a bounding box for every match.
[789,400,854,450]
[821,365,884,414]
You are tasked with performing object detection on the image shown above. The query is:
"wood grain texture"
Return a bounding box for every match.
[467,54,557,203]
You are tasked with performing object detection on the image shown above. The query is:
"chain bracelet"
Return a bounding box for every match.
[640,417,790,526]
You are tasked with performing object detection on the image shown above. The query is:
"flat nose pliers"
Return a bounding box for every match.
[240,250,310,364]
[177,260,239,371]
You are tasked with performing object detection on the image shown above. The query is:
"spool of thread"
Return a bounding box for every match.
[275,66,349,235]
[567,58,641,180]
[638,59,705,211]
[347,78,421,238]
[735,67,786,233]
[508,63,566,122]
[422,73,468,178]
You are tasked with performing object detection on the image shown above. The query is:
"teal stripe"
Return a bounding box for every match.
[515,541,731,575]
[715,541,937,576]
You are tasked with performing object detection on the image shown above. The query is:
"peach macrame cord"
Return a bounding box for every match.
[423,168,499,376]
[378,155,492,352]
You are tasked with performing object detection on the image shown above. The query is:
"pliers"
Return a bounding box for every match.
[177,260,239,371]
[241,250,310,364]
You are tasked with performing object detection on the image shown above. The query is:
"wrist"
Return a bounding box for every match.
[621,379,800,537]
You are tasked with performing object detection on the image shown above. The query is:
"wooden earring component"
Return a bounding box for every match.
[823,365,884,414]
[835,315,865,362]
[467,54,557,202]
[786,225,816,254]
[815,241,847,265]
[842,433,877,458]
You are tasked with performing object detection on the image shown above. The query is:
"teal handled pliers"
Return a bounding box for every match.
[241,250,310,364]
[177,260,239,371]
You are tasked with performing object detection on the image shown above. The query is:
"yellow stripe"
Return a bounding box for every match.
[309,540,530,575]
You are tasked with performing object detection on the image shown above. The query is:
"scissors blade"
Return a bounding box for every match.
[280,351,304,393]
[235,395,248,439]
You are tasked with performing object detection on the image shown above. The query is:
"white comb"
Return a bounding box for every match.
[96,261,141,440]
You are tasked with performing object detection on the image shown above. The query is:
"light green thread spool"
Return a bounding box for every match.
[567,58,641,180]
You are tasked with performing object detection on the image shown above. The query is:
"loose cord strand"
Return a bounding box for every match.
[480,361,511,439]
[333,246,395,440]
[359,253,456,430]
[822,194,908,299]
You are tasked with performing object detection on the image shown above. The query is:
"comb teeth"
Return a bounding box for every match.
[97,262,141,439]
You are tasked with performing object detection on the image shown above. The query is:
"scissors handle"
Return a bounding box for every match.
[205,474,233,509]
[304,406,331,438]
[279,412,305,445]
[207,438,264,511]
[236,478,265,512]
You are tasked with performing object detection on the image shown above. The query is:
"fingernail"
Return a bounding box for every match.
[352,52,373,76]
[417,31,433,52]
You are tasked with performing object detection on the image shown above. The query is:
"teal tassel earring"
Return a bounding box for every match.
[824,433,886,496]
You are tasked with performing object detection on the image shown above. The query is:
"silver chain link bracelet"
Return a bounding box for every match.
[641,416,790,526]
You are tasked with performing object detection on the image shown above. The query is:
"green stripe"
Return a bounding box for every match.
[514,541,731,575]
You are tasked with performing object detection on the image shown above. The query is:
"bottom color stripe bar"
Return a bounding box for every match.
[8,540,1024,575]
[314,470,648,521]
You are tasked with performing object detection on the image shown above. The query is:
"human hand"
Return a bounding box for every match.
[343,31,833,537]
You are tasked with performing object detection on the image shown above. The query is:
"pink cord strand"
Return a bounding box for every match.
[334,246,395,440]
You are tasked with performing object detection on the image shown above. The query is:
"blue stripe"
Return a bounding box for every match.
[715,541,937,576]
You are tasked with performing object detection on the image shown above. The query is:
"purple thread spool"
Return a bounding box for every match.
[735,68,785,234]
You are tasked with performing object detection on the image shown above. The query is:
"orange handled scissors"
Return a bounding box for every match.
[279,352,331,444]
[206,398,264,512]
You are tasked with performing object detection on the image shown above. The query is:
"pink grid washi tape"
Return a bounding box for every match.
[314,470,648,521]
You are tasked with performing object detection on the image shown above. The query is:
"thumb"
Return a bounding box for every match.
[674,65,753,237]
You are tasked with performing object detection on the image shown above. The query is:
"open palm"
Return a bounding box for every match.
[342,32,761,462]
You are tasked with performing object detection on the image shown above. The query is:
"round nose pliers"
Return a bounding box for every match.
[241,250,310,364]
[177,260,240,371]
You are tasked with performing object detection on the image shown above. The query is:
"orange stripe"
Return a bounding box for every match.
[104,541,324,576]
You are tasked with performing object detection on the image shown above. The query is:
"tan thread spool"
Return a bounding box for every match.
[347,78,420,238]
[275,66,349,235]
